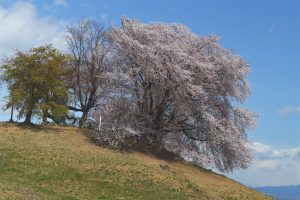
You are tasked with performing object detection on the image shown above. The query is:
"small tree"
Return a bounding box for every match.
[105,18,256,172]
[1,45,68,125]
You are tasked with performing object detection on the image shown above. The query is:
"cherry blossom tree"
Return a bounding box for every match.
[95,17,256,172]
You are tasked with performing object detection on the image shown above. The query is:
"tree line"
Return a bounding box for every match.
[0,17,256,172]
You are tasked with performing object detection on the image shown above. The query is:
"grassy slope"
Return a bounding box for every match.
[0,123,272,200]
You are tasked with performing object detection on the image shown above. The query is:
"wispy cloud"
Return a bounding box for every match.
[54,0,68,8]
[278,106,300,115]
[252,142,300,161]
[229,141,300,186]
[269,24,276,34]
[268,23,279,44]
[0,1,67,58]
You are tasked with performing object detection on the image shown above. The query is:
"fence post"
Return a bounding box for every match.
[98,116,102,131]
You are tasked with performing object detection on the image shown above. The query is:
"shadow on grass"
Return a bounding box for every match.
[0,121,64,134]
[83,129,221,176]
[84,129,180,162]
[1,122,213,174]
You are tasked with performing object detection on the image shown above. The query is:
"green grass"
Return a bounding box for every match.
[0,123,272,200]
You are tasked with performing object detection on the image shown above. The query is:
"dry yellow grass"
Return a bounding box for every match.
[0,123,272,200]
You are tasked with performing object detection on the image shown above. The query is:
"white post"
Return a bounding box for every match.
[98,115,102,131]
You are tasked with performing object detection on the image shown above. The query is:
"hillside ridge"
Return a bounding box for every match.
[0,123,271,200]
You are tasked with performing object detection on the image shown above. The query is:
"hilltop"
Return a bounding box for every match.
[0,123,271,200]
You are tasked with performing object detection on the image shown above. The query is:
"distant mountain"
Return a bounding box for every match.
[254,185,300,200]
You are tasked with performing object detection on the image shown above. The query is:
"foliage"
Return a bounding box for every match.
[98,17,256,172]
[0,45,68,124]
[0,17,257,173]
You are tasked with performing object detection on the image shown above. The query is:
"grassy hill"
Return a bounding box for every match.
[0,123,271,200]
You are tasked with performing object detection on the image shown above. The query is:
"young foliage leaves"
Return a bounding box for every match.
[1,45,68,124]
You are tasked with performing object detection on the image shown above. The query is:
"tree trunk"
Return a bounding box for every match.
[79,109,88,128]
[42,110,48,125]
[23,109,33,124]
[9,106,14,122]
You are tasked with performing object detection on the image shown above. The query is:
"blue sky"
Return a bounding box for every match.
[0,0,299,187]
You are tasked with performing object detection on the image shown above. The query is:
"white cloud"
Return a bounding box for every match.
[54,0,68,8]
[229,141,300,186]
[252,142,272,154]
[252,142,300,160]
[254,159,278,170]
[0,1,67,58]
[278,106,300,115]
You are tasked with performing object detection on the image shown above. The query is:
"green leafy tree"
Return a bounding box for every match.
[1,45,68,125]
